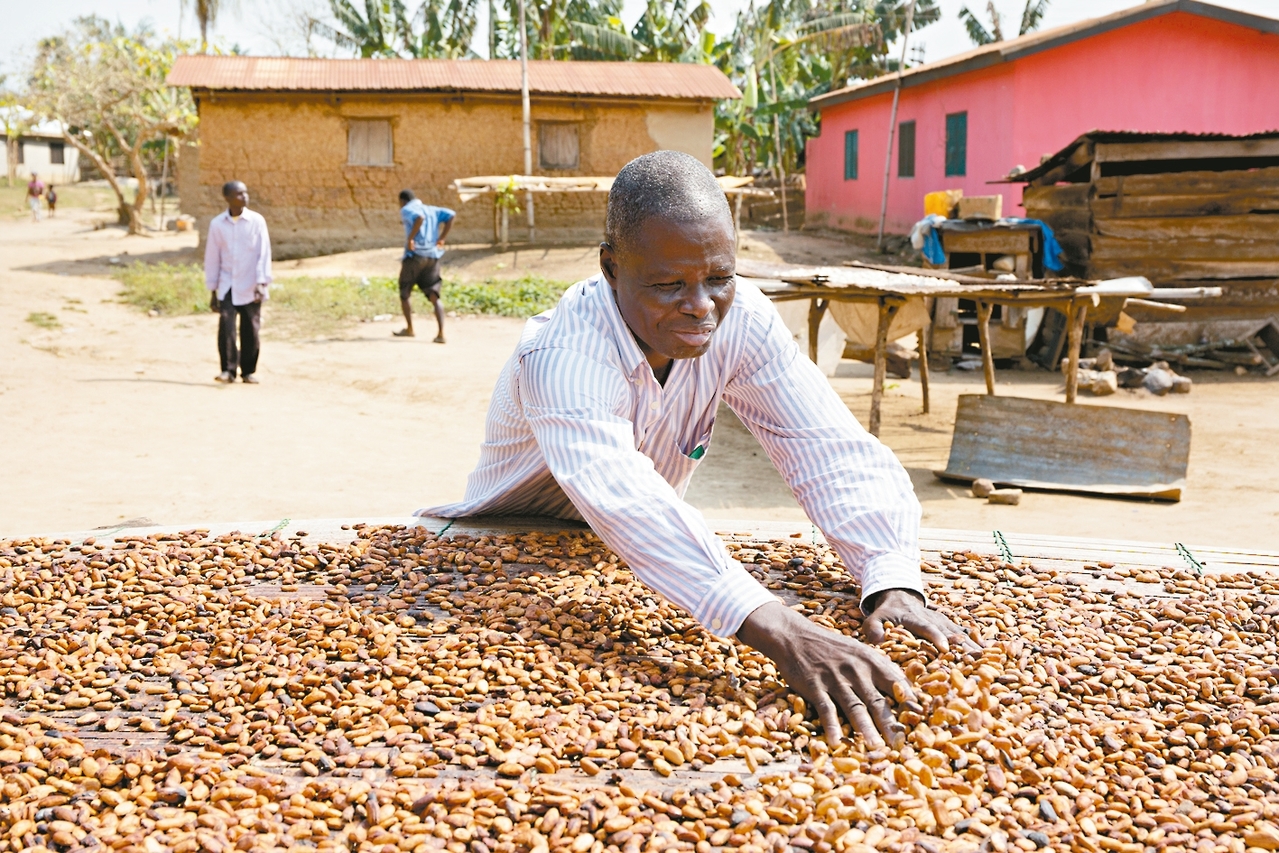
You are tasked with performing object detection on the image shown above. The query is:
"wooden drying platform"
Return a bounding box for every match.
[450,175,773,248]
[10,514,1277,812]
[736,260,1140,436]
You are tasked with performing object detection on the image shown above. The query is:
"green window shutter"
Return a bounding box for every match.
[945,111,967,177]
[898,120,916,178]
[844,130,859,180]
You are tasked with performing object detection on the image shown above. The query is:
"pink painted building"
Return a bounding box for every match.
[805,0,1279,235]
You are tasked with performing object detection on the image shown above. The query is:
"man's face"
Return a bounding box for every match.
[600,214,736,368]
[225,184,249,213]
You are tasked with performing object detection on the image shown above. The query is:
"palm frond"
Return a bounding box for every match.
[1019,0,1050,35]
[568,20,640,58]
[957,5,994,45]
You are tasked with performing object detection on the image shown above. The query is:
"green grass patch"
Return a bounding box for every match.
[113,263,570,330]
[443,276,567,318]
[117,262,209,315]
[25,311,60,329]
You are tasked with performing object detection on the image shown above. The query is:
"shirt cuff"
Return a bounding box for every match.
[857,553,925,607]
[689,561,779,639]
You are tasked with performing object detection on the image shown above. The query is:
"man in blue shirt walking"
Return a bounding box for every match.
[396,189,455,342]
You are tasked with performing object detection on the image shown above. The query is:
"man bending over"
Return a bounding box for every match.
[396,189,454,342]
[421,151,975,747]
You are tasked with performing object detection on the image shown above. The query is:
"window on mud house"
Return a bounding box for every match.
[539,122,580,170]
[16,143,24,165]
[844,130,858,180]
[50,143,65,165]
[898,120,915,178]
[347,120,394,166]
[945,111,967,177]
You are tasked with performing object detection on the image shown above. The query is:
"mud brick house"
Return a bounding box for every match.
[167,56,739,257]
[804,0,1279,235]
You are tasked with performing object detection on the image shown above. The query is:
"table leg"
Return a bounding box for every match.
[917,326,930,415]
[1065,299,1089,404]
[869,298,898,438]
[807,298,829,364]
[976,301,996,395]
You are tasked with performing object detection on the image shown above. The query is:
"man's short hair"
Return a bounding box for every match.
[399,189,416,203]
[222,181,245,196]
[605,151,730,254]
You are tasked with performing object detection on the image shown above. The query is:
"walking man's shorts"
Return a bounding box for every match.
[399,255,442,301]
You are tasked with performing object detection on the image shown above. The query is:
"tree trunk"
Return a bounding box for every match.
[6,138,16,188]
[126,142,151,236]
[60,130,131,228]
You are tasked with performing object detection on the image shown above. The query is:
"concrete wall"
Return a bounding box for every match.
[0,137,81,184]
[806,11,1279,234]
[183,91,715,258]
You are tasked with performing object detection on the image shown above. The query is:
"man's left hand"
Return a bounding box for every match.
[863,589,980,653]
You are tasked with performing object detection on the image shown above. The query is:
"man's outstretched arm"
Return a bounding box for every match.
[518,345,916,745]
[723,286,976,652]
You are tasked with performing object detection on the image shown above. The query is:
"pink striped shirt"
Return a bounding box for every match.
[421,274,923,637]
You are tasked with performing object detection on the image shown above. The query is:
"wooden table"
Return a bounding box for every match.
[737,260,1121,436]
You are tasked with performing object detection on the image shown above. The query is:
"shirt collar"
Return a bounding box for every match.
[589,273,651,381]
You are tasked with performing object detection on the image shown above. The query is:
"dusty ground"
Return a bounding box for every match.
[2,209,1277,552]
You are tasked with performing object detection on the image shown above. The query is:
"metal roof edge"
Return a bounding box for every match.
[998,2,1176,62]
[1180,0,1279,34]
[187,86,729,101]
[807,52,1004,111]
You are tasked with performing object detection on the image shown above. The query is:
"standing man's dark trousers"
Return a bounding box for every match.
[218,293,261,378]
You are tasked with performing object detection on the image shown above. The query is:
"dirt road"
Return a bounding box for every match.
[2,210,1276,552]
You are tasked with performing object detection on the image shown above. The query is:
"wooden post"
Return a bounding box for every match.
[917,325,930,415]
[1065,299,1089,404]
[807,298,829,363]
[733,192,744,251]
[869,298,899,438]
[500,208,509,249]
[976,301,996,395]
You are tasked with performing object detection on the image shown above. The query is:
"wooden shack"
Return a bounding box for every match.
[1014,131,1279,335]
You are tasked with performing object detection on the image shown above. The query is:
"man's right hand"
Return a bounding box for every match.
[209,292,219,312]
[736,601,914,749]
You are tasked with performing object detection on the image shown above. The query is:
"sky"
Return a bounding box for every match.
[2,0,1278,76]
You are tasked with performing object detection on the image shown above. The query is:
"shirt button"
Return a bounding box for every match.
[711,618,722,630]
[649,400,658,410]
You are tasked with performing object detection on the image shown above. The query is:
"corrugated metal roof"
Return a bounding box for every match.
[167,56,740,101]
[810,0,1279,112]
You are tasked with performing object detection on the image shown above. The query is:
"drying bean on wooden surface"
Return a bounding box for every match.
[0,526,1274,853]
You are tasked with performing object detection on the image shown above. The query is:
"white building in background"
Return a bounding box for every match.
[0,117,82,184]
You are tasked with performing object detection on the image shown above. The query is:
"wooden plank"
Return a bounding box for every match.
[1092,214,1279,241]
[1023,184,1090,208]
[1091,258,1279,281]
[1091,235,1279,262]
[1024,207,1091,234]
[1094,138,1279,163]
[936,395,1191,501]
[941,230,1033,254]
[1092,192,1279,219]
[1027,140,1094,187]
[1094,165,1279,196]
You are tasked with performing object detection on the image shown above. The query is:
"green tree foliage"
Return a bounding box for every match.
[27,17,197,234]
[306,0,944,184]
[712,0,938,179]
[959,0,1050,46]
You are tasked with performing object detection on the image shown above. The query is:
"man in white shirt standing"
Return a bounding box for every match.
[204,181,272,384]
[423,151,976,748]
